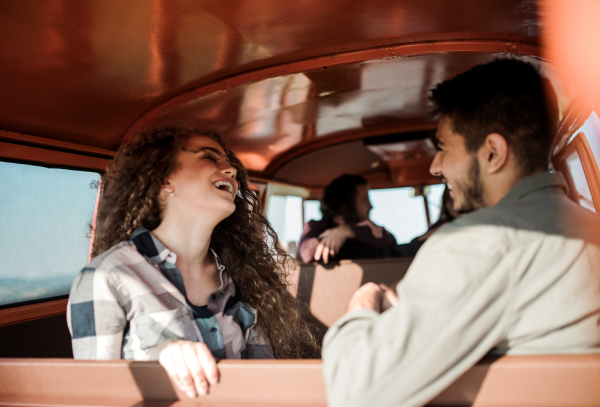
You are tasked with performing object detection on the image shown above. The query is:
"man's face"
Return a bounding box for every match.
[430,117,486,214]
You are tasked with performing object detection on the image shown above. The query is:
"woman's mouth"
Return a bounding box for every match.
[213,180,234,194]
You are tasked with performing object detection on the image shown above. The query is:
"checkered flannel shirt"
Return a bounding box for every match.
[67,227,274,360]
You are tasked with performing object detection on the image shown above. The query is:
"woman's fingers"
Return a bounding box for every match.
[182,343,208,396]
[158,341,219,398]
[314,242,324,261]
[196,343,219,385]
[160,344,197,398]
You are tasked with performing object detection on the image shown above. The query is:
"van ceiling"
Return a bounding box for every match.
[0,0,574,187]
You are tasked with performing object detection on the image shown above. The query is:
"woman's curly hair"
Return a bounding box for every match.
[92,127,319,359]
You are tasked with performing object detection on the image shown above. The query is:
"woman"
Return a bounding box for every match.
[298,174,396,264]
[67,127,317,398]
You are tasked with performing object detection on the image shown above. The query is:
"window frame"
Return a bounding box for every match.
[0,133,111,326]
[554,131,600,212]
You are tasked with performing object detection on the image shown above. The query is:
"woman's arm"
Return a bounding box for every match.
[67,268,126,360]
[350,221,397,249]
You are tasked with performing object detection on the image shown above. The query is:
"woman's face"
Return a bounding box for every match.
[164,135,238,220]
[354,183,373,222]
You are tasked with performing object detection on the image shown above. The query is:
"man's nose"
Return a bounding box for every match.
[430,152,442,176]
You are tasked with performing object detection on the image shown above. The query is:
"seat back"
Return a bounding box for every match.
[290,257,414,343]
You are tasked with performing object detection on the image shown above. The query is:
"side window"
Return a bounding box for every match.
[303,200,322,223]
[0,162,100,307]
[266,195,304,256]
[557,111,600,212]
[425,184,446,225]
[369,186,433,244]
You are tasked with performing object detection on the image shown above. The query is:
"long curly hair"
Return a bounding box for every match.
[92,127,319,359]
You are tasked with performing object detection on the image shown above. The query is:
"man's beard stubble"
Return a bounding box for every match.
[455,156,486,215]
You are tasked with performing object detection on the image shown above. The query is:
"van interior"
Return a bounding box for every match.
[1,0,600,405]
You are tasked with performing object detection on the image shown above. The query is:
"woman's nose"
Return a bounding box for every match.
[220,159,237,179]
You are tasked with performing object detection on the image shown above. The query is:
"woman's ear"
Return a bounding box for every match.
[481,133,509,174]
[160,180,174,197]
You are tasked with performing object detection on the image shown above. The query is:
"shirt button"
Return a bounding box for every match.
[210,327,217,333]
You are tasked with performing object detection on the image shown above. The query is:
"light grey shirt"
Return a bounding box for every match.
[322,172,600,407]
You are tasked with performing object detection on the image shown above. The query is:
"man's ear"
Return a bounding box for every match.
[480,133,509,174]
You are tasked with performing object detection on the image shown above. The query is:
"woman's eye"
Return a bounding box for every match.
[202,154,218,162]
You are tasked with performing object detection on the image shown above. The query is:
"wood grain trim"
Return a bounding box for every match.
[0,299,68,328]
[0,130,116,159]
[0,142,110,172]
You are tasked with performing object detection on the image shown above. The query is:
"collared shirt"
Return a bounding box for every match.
[322,172,600,407]
[67,228,274,361]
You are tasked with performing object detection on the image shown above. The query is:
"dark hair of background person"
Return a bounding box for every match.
[429,58,559,175]
[91,127,319,359]
[320,174,369,224]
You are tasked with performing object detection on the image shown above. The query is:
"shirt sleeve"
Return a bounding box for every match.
[349,225,397,248]
[67,266,127,360]
[322,222,512,407]
[246,324,275,359]
[298,220,326,263]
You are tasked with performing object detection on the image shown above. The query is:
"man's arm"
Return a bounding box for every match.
[322,224,512,407]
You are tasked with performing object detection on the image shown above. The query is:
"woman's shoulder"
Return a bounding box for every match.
[85,241,145,275]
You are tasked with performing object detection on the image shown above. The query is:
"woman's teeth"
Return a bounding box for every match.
[214,180,233,193]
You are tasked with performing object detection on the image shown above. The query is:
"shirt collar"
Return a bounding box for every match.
[131,227,226,279]
[497,171,569,205]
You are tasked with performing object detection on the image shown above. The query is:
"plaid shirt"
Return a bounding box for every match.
[67,227,274,361]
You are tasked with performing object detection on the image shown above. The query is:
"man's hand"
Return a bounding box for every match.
[380,284,399,312]
[347,283,399,313]
[314,224,356,264]
[158,340,219,398]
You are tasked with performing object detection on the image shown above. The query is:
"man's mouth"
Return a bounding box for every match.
[213,180,234,194]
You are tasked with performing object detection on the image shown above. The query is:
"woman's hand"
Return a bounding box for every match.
[158,340,219,398]
[314,224,356,264]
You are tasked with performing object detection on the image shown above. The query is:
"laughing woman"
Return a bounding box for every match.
[67,128,317,397]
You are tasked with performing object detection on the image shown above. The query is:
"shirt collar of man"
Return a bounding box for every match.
[497,171,569,205]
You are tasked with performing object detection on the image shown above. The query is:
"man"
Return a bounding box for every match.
[322,59,600,407]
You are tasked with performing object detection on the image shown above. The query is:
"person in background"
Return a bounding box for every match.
[298,174,396,264]
[394,186,459,256]
[68,128,318,399]
[322,59,600,407]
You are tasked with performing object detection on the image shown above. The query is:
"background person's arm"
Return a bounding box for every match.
[322,224,511,407]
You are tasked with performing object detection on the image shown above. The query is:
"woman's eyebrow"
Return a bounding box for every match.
[184,146,225,155]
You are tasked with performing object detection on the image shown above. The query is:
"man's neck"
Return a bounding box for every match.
[483,168,545,208]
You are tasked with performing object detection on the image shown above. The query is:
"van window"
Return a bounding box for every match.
[370,186,442,244]
[304,200,322,223]
[425,184,446,225]
[0,162,100,307]
[564,150,596,211]
[266,195,304,255]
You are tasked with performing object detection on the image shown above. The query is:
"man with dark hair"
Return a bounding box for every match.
[322,59,600,407]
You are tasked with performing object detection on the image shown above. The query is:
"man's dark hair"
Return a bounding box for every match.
[321,174,368,223]
[430,58,558,175]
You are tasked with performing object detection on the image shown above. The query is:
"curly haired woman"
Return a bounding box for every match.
[67,127,318,398]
